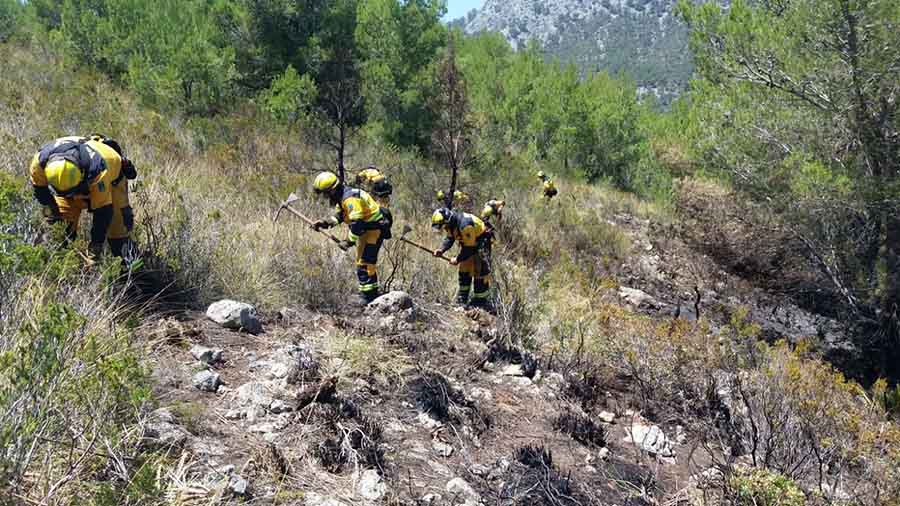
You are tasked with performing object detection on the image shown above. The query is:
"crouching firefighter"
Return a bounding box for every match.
[431,208,492,308]
[312,171,391,304]
[354,165,393,239]
[29,135,138,259]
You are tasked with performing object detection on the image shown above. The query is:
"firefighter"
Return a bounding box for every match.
[480,199,505,225]
[312,171,390,304]
[354,165,393,239]
[436,189,471,207]
[431,207,492,308]
[29,135,138,259]
[537,171,558,200]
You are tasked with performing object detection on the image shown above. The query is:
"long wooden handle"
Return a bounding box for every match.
[282,205,343,245]
[400,237,451,263]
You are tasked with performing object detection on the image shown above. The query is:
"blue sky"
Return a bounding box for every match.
[443,0,484,21]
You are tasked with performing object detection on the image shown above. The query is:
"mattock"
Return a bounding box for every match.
[274,192,349,250]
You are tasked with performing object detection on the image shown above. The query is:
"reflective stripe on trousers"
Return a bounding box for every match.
[355,228,383,296]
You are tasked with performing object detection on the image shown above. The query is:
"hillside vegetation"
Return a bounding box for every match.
[1,0,900,505]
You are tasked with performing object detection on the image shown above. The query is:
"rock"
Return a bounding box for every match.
[206,300,262,334]
[541,372,565,391]
[245,405,266,423]
[469,464,490,476]
[269,399,295,414]
[618,287,661,310]
[264,345,319,384]
[224,409,243,420]
[366,291,413,314]
[229,474,249,497]
[500,364,524,376]
[446,477,480,505]
[625,424,674,458]
[598,411,616,423]
[357,469,387,501]
[248,422,277,435]
[306,493,349,506]
[235,381,275,410]
[191,345,224,365]
[512,377,533,387]
[142,408,190,449]
[269,362,292,379]
[417,412,443,430]
[433,440,454,457]
[675,425,687,444]
[193,370,221,392]
[468,387,493,402]
[190,345,223,365]
[421,493,443,504]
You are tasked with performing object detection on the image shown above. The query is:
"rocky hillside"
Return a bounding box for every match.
[456,0,695,104]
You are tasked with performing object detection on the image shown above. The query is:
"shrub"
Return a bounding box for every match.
[728,468,805,506]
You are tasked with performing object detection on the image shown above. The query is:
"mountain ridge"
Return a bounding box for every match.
[455,0,696,103]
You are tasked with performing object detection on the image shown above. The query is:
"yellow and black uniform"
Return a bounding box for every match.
[542,179,558,199]
[354,166,393,239]
[436,190,471,207]
[88,134,137,257]
[537,172,558,200]
[330,186,386,301]
[480,199,505,224]
[436,211,492,306]
[30,136,136,257]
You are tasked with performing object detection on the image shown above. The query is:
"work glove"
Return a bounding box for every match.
[449,257,459,266]
[313,219,334,231]
[433,249,444,257]
[121,158,138,180]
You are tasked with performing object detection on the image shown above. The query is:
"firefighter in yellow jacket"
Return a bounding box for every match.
[354,165,393,239]
[431,208,492,308]
[312,171,389,304]
[537,171,558,200]
[29,135,138,258]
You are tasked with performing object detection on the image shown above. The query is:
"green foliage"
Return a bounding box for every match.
[31,0,238,113]
[0,303,149,487]
[0,0,23,42]
[677,0,900,377]
[729,468,806,506]
[457,33,665,199]
[264,65,318,125]
[355,0,446,147]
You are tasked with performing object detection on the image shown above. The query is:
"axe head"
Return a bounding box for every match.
[274,192,301,222]
[400,224,413,239]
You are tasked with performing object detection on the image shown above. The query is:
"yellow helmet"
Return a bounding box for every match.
[313,171,340,193]
[536,171,546,179]
[436,190,445,200]
[46,159,83,194]
[431,208,451,229]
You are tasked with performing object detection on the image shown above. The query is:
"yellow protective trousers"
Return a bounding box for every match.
[457,251,491,305]
[356,228,384,299]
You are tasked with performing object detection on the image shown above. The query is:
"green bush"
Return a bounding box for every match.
[729,468,806,506]
[0,0,22,42]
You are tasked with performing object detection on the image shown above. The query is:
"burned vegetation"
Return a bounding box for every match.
[552,410,607,448]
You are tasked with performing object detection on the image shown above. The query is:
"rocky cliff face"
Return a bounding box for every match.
[459,0,695,104]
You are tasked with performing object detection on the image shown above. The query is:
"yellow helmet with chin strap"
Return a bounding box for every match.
[46,159,83,194]
[313,171,340,194]
[431,208,452,229]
